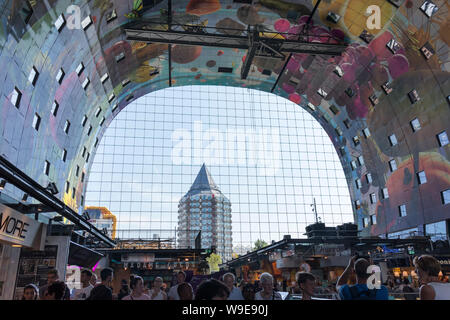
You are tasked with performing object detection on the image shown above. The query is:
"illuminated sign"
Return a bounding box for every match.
[0,203,46,249]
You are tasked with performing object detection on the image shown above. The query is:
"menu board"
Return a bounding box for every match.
[13,245,58,300]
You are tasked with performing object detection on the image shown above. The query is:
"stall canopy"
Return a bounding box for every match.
[68,241,104,269]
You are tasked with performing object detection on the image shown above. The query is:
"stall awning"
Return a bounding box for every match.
[68,241,104,269]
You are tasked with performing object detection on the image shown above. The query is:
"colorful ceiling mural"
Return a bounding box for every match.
[0,0,448,237]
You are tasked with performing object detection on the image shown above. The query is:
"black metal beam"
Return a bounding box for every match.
[0,156,115,248]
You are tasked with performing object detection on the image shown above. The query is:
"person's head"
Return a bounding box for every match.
[296,272,316,298]
[47,269,59,285]
[22,284,38,300]
[354,258,370,281]
[90,273,98,286]
[80,269,93,286]
[130,275,145,295]
[177,282,194,300]
[222,273,236,290]
[153,277,163,290]
[260,272,274,293]
[414,255,441,284]
[100,268,113,284]
[195,279,229,300]
[44,281,65,300]
[176,271,186,284]
[242,283,256,300]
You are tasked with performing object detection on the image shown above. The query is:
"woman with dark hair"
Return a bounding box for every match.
[241,283,256,300]
[44,281,66,300]
[122,275,150,300]
[414,255,450,300]
[22,284,39,300]
[195,279,229,300]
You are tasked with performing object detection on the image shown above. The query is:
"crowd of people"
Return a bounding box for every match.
[20,254,450,300]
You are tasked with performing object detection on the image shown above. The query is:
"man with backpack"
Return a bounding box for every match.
[336,256,389,300]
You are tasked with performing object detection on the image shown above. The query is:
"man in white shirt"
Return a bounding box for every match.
[223,273,244,300]
[71,269,94,300]
[168,271,186,300]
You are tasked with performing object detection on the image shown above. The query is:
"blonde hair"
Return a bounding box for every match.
[413,255,441,277]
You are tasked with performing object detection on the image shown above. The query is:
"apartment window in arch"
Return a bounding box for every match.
[370,193,377,204]
[437,131,449,147]
[370,215,376,225]
[399,204,407,217]
[417,171,427,185]
[389,159,397,172]
[410,118,421,132]
[441,189,450,205]
[382,188,389,199]
[389,134,398,146]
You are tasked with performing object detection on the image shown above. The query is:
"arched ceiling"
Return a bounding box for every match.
[0,0,448,237]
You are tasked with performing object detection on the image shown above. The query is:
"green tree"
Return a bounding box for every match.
[253,239,269,251]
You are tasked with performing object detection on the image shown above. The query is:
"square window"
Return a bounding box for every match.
[335,127,343,136]
[55,14,66,32]
[317,88,327,98]
[370,193,377,204]
[410,118,421,132]
[343,119,351,129]
[50,101,59,117]
[126,94,134,102]
[420,1,438,17]
[76,63,84,75]
[353,136,360,146]
[106,9,117,23]
[339,147,346,156]
[417,171,427,184]
[389,134,398,146]
[62,149,67,162]
[82,147,87,158]
[326,12,341,23]
[115,52,125,62]
[355,200,361,209]
[94,138,99,148]
[262,69,272,76]
[112,103,119,113]
[82,115,88,127]
[370,215,377,225]
[359,30,374,43]
[437,131,449,147]
[382,188,389,199]
[358,156,365,166]
[81,172,85,182]
[408,89,420,104]
[44,161,50,176]
[386,38,401,54]
[64,120,71,134]
[28,67,39,85]
[329,105,339,115]
[100,73,109,83]
[32,113,41,131]
[108,93,115,103]
[366,173,373,184]
[369,94,378,106]
[56,68,65,84]
[441,189,450,205]
[72,187,76,199]
[65,181,70,193]
[81,16,93,30]
[76,165,80,177]
[351,161,357,170]
[334,66,344,77]
[11,87,22,108]
[86,153,90,163]
[355,179,362,189]
[382,82,393,94]
[399,204,407,217]
[82,78,90,90]
[363,217,369,228]
[363,128,371,138]
[87,125,92,136]
[122,79,130,87]
[95,107,102,117]
[389,159,397,172]
[307,103,315,111]
[100,117,105,127]
[288,76,300,87]
[421,42,435,60]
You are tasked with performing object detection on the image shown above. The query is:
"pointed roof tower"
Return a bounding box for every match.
[186,163,220,196]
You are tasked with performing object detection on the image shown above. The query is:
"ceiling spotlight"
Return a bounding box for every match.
[46,182,59,195]
[0,179,6,190]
